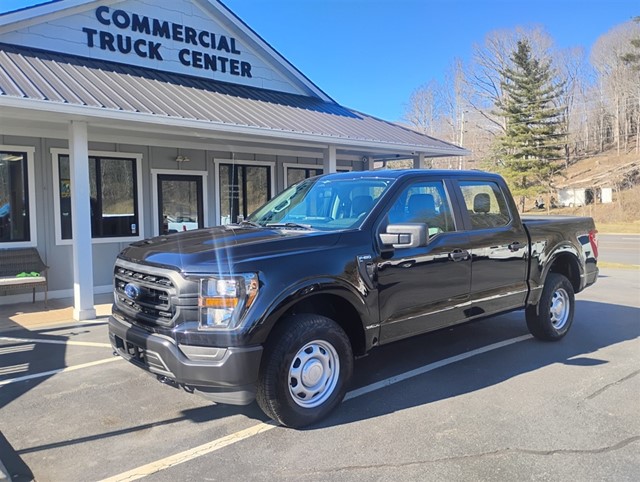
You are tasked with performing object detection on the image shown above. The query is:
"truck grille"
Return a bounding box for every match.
[114,264,177,326]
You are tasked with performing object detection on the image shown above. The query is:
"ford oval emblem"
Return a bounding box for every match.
[124,283,142,300]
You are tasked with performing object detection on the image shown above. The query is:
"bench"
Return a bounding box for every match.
[0,248,48,306]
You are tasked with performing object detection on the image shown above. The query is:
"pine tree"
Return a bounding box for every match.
[495,40,565,211]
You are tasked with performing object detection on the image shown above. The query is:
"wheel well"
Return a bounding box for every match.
[548,253,581,293]
[279,294,367,356]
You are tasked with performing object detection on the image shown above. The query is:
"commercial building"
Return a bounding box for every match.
[0,0,466,319]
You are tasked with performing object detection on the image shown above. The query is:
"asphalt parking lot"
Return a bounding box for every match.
[1,267,638,482]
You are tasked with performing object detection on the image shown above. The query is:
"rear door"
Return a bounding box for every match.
[452,178,529,316]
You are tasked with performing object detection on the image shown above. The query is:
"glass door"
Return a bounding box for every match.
[157,174,204,234]
[219,163,271,224]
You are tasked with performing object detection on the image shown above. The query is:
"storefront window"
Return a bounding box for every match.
[58,155,139,239]
[219,163,271,224]
[0,151,30,243]
[286,167,322,187]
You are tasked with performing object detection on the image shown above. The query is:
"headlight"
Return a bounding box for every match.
[198,273,259,330]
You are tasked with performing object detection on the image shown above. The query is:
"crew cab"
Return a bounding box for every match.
[109,170,599,428]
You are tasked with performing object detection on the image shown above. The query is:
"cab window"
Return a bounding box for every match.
[459,181,511,229]
[387,181,455,237]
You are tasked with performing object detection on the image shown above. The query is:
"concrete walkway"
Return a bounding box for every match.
[0,294,112,333]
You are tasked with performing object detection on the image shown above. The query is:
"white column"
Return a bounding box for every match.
[69,120,96,321]
[323,145,337,174]
[413,153,426,169]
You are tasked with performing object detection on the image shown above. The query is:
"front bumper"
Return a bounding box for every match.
[108,315,263,405]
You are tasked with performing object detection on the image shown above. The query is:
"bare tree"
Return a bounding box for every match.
[403,81,440,136]
[591,20,640,155]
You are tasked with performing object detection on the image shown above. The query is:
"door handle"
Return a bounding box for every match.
[508,241,523,252]
[449,248,469,262]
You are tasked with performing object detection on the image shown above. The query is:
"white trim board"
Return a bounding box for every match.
[0,145,38,248]
[50,148,145,246]
[151,169,209,237]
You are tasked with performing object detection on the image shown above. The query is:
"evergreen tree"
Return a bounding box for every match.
[495,40,565,211]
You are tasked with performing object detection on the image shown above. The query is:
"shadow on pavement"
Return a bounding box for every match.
[312,299,639,429]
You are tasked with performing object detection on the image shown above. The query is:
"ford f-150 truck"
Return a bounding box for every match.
[109,170,599,427]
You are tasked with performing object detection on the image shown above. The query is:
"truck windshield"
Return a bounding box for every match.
[247,176,393,230]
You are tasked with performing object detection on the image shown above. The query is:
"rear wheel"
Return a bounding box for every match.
[526,273,575,341]
[256,314,353,428]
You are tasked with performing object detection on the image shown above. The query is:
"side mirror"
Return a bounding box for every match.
[379,223,428,249]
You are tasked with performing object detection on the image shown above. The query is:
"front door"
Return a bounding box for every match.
[376,178,472,344]
[157,174,204,235]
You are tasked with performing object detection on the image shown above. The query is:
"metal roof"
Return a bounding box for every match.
[0,43,466,155]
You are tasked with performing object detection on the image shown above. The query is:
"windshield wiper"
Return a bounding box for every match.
[266,222,313,230]
[237,220,263,228]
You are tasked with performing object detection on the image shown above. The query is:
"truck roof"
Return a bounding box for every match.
[320,169,503,181]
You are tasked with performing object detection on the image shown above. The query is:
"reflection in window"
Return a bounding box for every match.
[219,164,271,224]
[459,181,511,229]
[388,181,455,236]
[287,167,322,187]
[0,151,30,243]
[58,155,139,239]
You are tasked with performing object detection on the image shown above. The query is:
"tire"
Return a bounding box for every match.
[256,314,354,428]
[526,273,575,341]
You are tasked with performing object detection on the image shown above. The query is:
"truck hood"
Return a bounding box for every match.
[119,225,342,273]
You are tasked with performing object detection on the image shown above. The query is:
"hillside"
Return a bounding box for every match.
[526,148,640,231]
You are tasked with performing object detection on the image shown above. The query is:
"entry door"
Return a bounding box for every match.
[157,174,204,235]
[218,163,272,224]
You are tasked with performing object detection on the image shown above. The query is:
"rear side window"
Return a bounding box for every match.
[459,181,511,229]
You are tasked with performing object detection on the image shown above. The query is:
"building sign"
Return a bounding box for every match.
[83,6,252,78]
[0,0,303,94]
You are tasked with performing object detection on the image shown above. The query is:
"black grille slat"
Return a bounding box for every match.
[114,264,177,326]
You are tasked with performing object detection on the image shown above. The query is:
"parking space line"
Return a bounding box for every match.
[344,334,533,401]
[0,357,122,387]
[99,333,533,482]
[99,421,279,482]
[0,336,112,348]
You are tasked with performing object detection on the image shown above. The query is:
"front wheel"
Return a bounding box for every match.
[526,273,575,341]
[256,314,353,428]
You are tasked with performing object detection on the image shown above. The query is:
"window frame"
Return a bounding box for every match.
[214,158,276,225]
[51,148,144,245]
[0,145,37,248]
[283,163,353,188]
[385,178,458,238]
[151,169,208,237]
[453,178,515,232]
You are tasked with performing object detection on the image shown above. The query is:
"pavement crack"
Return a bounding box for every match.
[586,369,640,400]
[284,436,640,476]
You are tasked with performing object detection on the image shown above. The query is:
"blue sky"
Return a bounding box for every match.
[1,0,638,121]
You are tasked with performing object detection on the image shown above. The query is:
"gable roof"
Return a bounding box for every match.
[0,43,466,155]
[0,0,333,101]
[0,0,468,156]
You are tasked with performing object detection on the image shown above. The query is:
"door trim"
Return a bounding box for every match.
[151,169,208,237]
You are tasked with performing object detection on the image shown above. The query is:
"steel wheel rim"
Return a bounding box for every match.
[288,339,340,408]
[550,287,570,330]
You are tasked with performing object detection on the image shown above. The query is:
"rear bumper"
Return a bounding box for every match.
[108,315,263,405]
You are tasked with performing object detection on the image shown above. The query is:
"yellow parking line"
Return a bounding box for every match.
[99,422,279,482]
[100,334,533,481]
[0,357,122,387]
[0,336,112,348]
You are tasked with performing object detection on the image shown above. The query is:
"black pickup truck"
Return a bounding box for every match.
[109,170,598,427]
